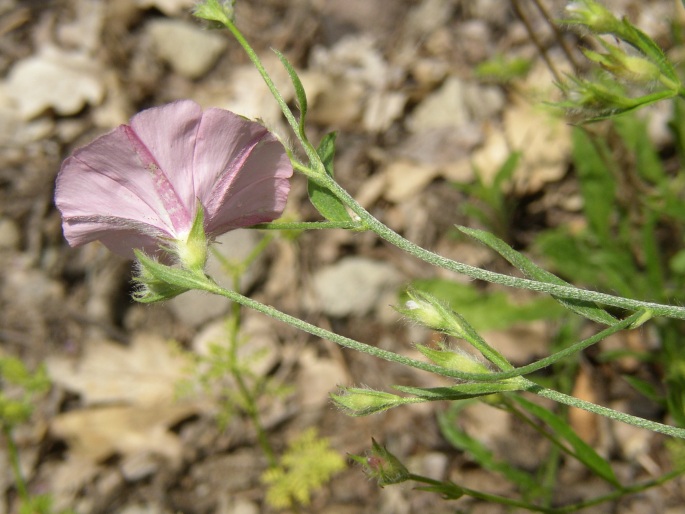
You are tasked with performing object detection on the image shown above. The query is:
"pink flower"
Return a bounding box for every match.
[55,100,292,259]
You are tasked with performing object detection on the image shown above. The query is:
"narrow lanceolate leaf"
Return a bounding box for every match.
[621,21,679,84]
[308,132,353,222]
[273,49,308,137]
[511,395,619,486]
[456,226,617,325]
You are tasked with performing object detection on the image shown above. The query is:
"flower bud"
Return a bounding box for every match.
[415,344,491,374]
[564,0,619,34]
[331,388,410,416]
[194,0,235,26]
[349,439,410,486]
[583,46,660,84]
[398,290,467,337]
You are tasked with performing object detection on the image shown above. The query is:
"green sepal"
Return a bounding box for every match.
[177,202,209,272]
[193,0,234,26]
[307,132,353,222]
[133,250,207,303]
[330,387,423,416]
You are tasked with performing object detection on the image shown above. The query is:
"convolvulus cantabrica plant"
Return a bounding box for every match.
[51,0,685,510]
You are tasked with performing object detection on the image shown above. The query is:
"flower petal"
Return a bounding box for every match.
[55,126,178,250]
[191,108,293,234]
[205,138,292,234]
[129,99,203,231]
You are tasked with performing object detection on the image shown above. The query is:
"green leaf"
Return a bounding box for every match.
[438,403,540,492]
[622,375,663,404]
[571,127,615,240]
[456,226,617,325]
[613,114,666,184]
[273,48,308,137]
[262,428,345,509]
[393,382,524,400]
[510,395,619,486]
[620,20,679,84]
[307,132,353,222]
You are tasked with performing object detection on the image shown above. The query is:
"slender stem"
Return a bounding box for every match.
[524,381,685,439]
[3,425,29,501]
[178,273,685,439]
[227,274,277,467]
[222,18,324,175]
[408,469,683,513]
[219,15,685,320]
[313,172,685,320]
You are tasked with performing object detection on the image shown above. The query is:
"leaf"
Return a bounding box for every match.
[510,395,619,486]
[307,132,353,222]
[456,226,617,325]
[262,428,345,509]
[393,382,524,400]
[438,404,540,492]
[46,334,190,406]
[273,48,308,136]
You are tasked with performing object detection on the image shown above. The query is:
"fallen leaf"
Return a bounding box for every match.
[47,334,189,406]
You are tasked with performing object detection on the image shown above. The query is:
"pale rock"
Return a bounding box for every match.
[406,76,469,132]
[147,19,226,79]
[296,348,347,410]
[5,46,105,119]
[363,90,407,133]
[383,159,441,203]
[310,257,403,317]
[310,35,393,89]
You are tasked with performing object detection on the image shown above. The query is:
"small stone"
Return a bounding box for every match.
[310,257,402,317]
[5,46,104,119]
[147,19,226,79]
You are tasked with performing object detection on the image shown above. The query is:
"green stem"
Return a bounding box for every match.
[218,9,685,320]
[314,172,685,319]
[179,273,685,439]
[3,425,29,501]
[408,468,683,513]
[227,275,277,467]
[524,381,685,439]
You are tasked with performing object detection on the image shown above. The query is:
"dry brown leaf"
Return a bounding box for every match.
[47,334,189,406]
[50,403,193,465]
[569,364,599,444]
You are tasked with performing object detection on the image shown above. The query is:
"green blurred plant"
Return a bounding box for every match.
[535,111,685,426]
[0,357,71,514]
[262,428,345,509]
[557,0,684,121]
[454,151,521,241]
